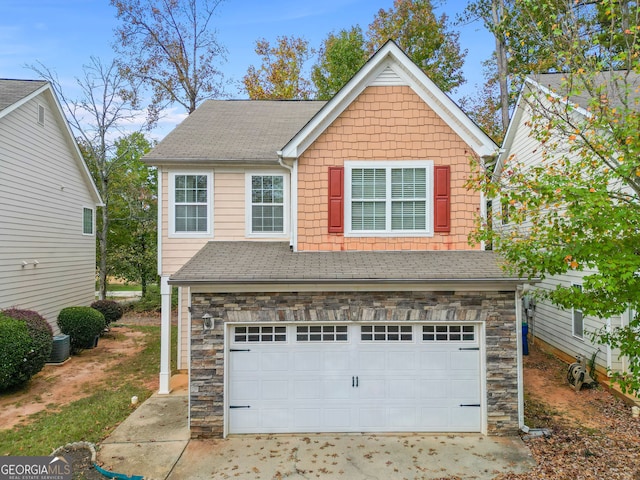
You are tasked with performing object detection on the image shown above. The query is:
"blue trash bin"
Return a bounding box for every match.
[522,323,529,355]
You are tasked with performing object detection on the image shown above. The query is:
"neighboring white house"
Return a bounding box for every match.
[495,72,640,377]
[0,79,103,334]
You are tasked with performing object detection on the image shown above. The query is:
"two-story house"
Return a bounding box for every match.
[145,42,529,439]
[0,79,102,333]
[495,72,640,381]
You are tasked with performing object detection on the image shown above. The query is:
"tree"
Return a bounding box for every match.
[312,26,369,100]
[108,133,157,296]
[367,0,466,93]
[242,36,314,100]
[30,58,151,300]
[111,0,226,114]
[469,0,640,393]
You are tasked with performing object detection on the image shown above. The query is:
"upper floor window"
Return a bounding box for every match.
[345,161,433,236]
[169,172,212,237]
[82,207,94,235]
[246,173,288,236]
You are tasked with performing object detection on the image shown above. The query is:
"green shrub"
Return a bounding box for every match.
[0,314,34,390]
[133,285,178,313]
[57,307,106,354]
[90,300,124,326]
[1,308,53,380]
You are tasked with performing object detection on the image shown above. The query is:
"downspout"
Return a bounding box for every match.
[156,167,163,276]
[277,151,296,251]
[516,286,530,433]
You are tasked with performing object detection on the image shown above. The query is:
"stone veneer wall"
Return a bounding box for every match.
[189,291,519,438]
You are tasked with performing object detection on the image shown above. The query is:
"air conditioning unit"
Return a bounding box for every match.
[49,334,70,363]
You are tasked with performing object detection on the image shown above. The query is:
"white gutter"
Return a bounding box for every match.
[277,151,296,251]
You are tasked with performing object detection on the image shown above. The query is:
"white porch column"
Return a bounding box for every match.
[159,275,172,394]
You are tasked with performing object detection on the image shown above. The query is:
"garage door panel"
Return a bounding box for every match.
[294,351,321,370]
[417,380,448,399]
[450,378,480,399]
[322,351,350,370]
[294,379,327,399]
[261,408,291,429]
[294,408,320,428]
[262,380,289,400]
[357,351,385,370]
[386,351,417,370]
[230,353,259,372]
[451,407,482,429]
[323,378,352,399]
[388,407,418,427]
[387,378,415,399]
[322,408,351,428]
[228,323,482,434]
[451,350,479,370]
[419,352,449,370]
[420,407,450,428]
[358,408,387,428]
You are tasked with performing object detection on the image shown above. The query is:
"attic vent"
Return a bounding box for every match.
[371,66,407,86]
[37,104,45,126]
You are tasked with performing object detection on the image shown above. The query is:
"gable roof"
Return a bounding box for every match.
[146,41,498,167]
[0,79,48,117]
[169,241,527,288]
[144,100,326,165]
[0,79,103,206]
[497,71,640,177]
[280,41,498,161]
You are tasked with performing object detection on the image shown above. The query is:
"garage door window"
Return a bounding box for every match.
[234,326,287,343]
[422,325,475,342]
[296,325,348,342]
[361,325,413,341]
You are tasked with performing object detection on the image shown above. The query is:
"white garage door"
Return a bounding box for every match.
[227,323,482,434]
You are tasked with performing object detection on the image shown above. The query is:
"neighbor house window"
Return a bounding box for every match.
[82,207,94,235]
[345,161,432,235]
[572,284,584,338]
[169,172,212,236]
[37,104,45,126]
[246,173,287,235]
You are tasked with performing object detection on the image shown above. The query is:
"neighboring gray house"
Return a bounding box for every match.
[0,79,103,333]
[145,43,533,439]
[495,72,640,378]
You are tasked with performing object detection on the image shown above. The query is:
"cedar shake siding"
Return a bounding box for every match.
[297,86,480,251]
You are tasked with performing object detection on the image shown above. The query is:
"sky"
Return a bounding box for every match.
[1,0,494,140]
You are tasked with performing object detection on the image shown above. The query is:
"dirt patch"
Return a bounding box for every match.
[0,325,146,431]
[497,342,640,480]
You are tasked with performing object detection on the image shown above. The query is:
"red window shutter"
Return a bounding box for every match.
[434,165,450,232]
[328,167,344,233]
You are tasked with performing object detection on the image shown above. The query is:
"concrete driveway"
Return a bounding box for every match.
[97,376,535,480]
[168,433,535,480]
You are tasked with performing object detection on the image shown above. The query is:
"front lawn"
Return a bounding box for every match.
[0,324,176,455]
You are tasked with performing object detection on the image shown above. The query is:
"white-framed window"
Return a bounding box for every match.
[344,161,433,236]
[245,172,288,236]
[37,104,45,126]
[572,284,584,339]
[360,324,413,341]
[233,325,287,343]
[82,207,94,235]
[169,171,213,237]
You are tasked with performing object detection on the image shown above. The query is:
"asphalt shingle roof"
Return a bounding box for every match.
[531,72,640,111]
[169,241,524,285]
[144,100,326,164]
[0,79,47,112]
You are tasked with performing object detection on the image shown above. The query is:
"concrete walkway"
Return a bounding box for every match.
[98,376,189,480]
[97,375,536,480]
